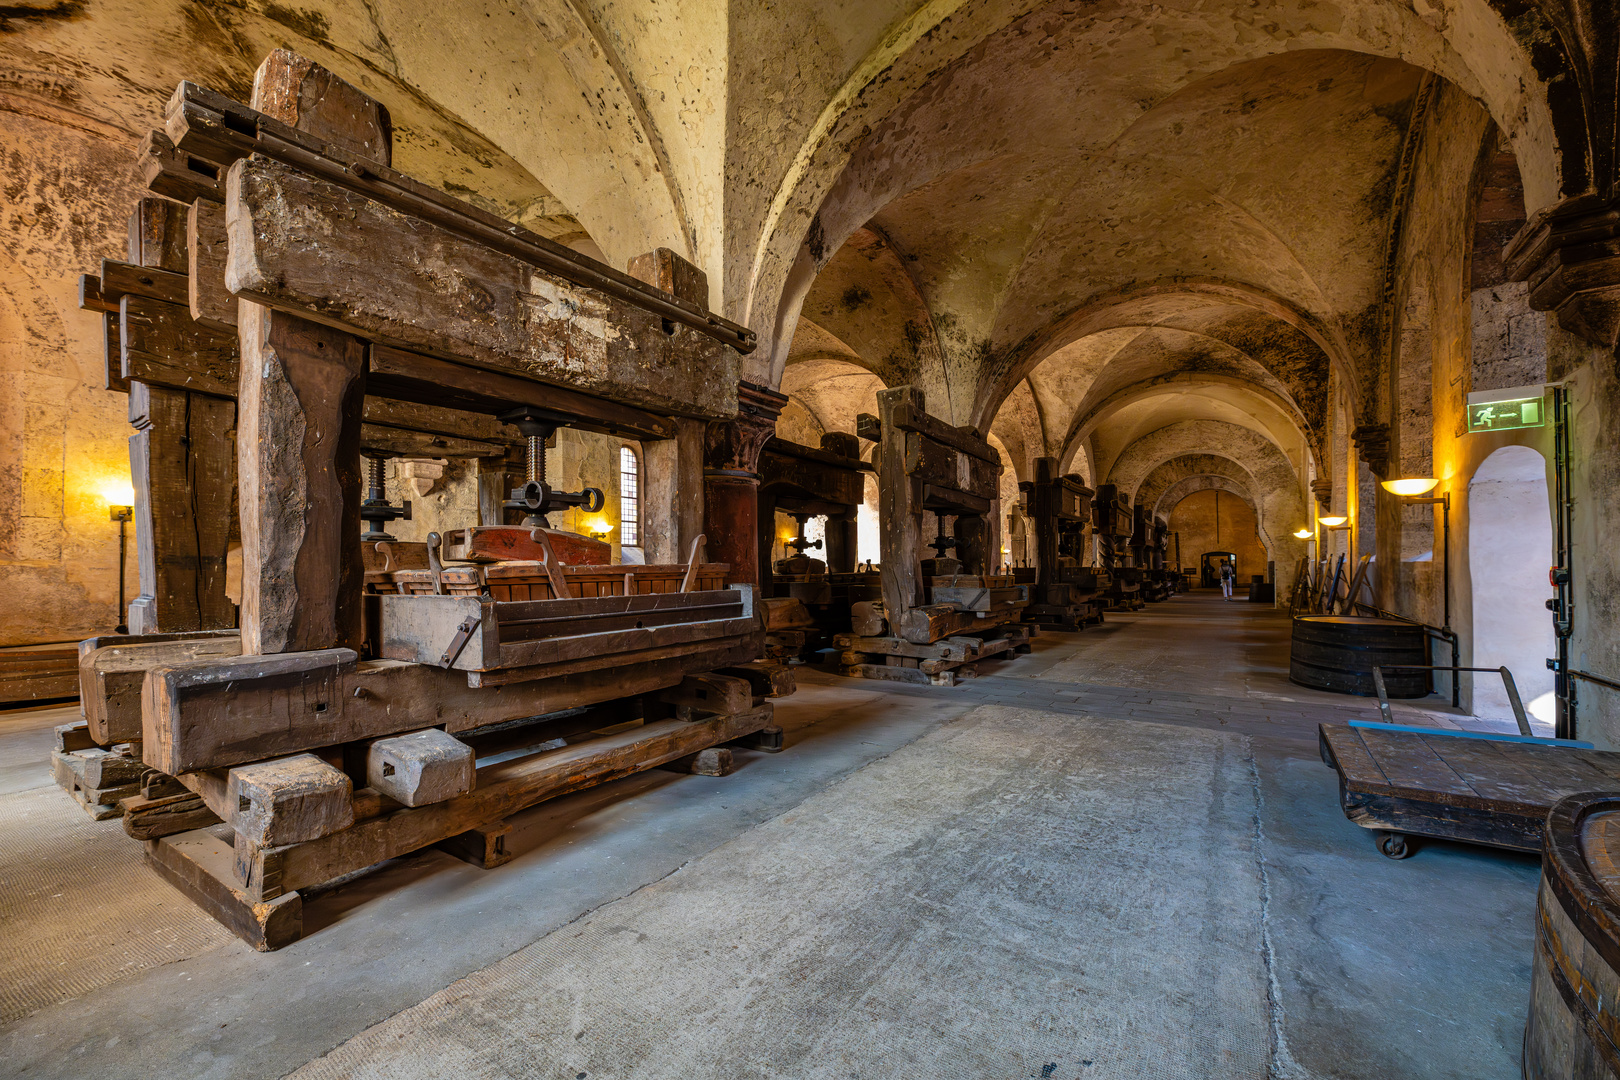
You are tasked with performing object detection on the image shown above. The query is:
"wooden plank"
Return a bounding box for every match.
[243,706,774,900]
[145,829,302,951]
[126,384,237,635]
[1318,726,1392,788]
[128,197,189,273]
[122,792,220,840]
[468,634,763,688]
[1353,728,1479,798]
[143,640,761,774]
[366,345,674,441]
[121,295,238,397]
[494,616,757,672]
[225,155,739,421]
[101,259,188,307]
[187,198,236,330]
[102,312,130,393]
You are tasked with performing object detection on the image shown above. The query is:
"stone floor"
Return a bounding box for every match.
[0,592,1540,1079]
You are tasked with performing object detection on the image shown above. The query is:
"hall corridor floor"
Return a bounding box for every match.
[1,592,1540,1079]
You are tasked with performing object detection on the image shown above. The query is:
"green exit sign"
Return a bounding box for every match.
[1466,385,1545,433]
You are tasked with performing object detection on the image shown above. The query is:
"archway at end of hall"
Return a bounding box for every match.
[1467,445,1555,734]
[1168,489,1268,590]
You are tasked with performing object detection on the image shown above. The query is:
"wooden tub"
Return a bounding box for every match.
[1527,793,1620,1078]
[373,561,728,600]
[1290,615,1429,697]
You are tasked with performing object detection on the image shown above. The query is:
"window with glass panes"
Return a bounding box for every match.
[619,446,640,545]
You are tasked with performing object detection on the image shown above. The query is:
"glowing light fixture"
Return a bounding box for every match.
[1382,477,1440,496]
[1318,515,1348,527]
[1292,528,1313,540]
[100,479,136,507]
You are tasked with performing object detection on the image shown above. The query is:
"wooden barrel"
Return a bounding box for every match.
[1526,794,1620,1079]
[1288,615,1429,697]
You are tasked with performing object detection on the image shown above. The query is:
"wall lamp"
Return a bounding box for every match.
[102,480,135,635]
[1318,515,1351,530]
[1382,477,1451,634]
[1292,528,1313,540]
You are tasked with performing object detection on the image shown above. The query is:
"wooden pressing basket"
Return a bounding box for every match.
[373,561,729,601]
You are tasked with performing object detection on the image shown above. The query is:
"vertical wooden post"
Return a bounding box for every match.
[1032,457,1059,586]
[234,52,383,655]
[643,417,705,564]
[954,513,989,576]
[703,383,785,588]
[820,432,861,574]
[874,386,925,621]
[628,249,712,568]
[124,197,237,634]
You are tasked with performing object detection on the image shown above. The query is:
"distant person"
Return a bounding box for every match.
[1220,559,1235,600]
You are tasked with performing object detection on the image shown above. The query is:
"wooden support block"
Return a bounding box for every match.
[627,247,709,308]
[715,662,796,700]
[122,792,220,840]
[728,726,784,753]
[237,705,775,901]
[657,747,733,776]
[658,673,753,717]
[79,748,147,790]
[851,601,886,637]
[228,753,355,847]
[146,828,302,951]
[253,49,393,166]
[80,634,242,743]
[128,196,189,272]
[437,819,513,869]
[366,729,474,808]
[55,721,97,752]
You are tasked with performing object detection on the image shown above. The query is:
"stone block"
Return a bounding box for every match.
[229,754,354,847]
[366,728,474,807]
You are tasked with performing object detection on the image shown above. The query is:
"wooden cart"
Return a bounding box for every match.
[1318,720,1620,858]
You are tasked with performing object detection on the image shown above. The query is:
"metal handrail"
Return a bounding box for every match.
[1371,665,1531,736]
[1572,669,1620,695]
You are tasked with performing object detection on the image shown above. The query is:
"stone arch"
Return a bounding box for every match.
[741,6,1578,387]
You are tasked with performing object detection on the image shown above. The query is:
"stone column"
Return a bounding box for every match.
[703,382,787,588]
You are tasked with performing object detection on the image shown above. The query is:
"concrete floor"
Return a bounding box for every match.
[0,592,1539,1079]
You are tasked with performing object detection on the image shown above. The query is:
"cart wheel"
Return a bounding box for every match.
[1376,831,1412,860]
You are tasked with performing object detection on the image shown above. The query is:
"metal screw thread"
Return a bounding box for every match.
[527,435,547,483]
[366,455,386,500]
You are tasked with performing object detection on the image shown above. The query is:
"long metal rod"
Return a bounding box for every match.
[169,85,756,353]
[116,518,128,635]
[1571,669,1620,695]
[1552,386,1575,739]
[1374,664,1532,736]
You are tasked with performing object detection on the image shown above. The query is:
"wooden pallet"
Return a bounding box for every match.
[0,642,80,705]
[1318,721,1620,857]
[836,623,1036,686]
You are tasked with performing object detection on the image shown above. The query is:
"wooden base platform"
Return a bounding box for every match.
[1,642,80,705]
[144,696,782,950]
[1318,721,1620,858]
[836,623,1036,686]
[1022,601,1103,632]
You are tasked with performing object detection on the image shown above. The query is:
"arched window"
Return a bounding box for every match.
[619,446,640,546]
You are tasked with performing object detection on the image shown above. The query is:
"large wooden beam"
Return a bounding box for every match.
[366,345,674,441]
[142,640,763,775]
[225,156,739,421]
[643,416,705,564]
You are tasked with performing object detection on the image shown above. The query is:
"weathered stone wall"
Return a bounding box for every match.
[0,107,143,645]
